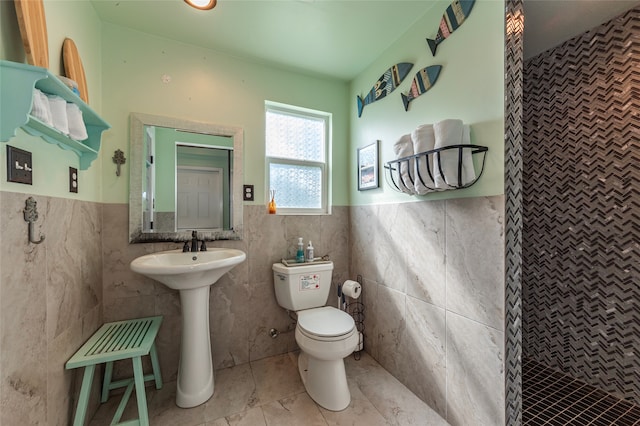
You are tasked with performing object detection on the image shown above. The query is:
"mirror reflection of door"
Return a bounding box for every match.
[176,166,223,230]
[174,143,231,231]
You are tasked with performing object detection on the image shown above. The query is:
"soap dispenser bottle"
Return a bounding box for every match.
[296,238,305,263]
[305,241,314,262]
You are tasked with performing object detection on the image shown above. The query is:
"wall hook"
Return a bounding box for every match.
[112,149,126,176]
[23,197,45,244]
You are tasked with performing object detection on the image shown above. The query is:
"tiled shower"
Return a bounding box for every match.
[521,4,640,421]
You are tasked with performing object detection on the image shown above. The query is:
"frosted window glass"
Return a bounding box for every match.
[266,111,325,162]
[269,163,322,209]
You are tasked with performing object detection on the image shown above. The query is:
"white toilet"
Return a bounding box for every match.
[273,262,358,411]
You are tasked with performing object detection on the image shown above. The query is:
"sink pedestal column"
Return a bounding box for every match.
[176,285,214,408]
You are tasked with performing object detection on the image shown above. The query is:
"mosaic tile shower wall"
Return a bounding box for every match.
[522,7,640,404]
[504,0,525,424]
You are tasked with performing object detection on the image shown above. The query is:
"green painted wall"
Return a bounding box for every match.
[1,0,504,209]
[0,1,350,207]
[0,0,104,201]
[349,0,505,206]
[99,23,350,207]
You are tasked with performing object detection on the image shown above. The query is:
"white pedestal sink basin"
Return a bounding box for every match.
[130,248,246,408]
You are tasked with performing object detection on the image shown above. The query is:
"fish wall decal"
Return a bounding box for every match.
[357,62,413,117]
[426,0,475,56]
[401,65,442,111]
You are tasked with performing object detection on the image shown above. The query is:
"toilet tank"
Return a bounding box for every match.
[272,262,333,311]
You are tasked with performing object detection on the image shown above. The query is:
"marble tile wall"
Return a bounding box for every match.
[101,204,350,382]
[0,191,104,426]
[350,196,505,426]
[2,192,503,425]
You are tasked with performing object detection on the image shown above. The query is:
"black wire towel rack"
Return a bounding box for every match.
[384,144,488,193]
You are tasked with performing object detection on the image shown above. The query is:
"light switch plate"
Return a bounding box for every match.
[243,184,254,201]
[69,167,78,193]
[6,145,32,185]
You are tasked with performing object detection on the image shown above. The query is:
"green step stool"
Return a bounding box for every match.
[66,316,163,426]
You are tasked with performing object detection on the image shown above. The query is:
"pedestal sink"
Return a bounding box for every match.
[130,248,246,408]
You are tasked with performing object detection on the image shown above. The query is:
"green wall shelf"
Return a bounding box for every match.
[0,60,110,170]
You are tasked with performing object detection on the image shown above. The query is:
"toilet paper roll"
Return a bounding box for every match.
[342,280,361,299]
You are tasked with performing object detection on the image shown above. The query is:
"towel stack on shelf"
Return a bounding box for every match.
[30,88,88,141]
[392,118,476,194]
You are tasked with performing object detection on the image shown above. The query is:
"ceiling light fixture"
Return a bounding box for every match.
[184,0,216,10]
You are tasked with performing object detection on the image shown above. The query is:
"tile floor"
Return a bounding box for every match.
[523,357,640,425]
[89,351,449,426]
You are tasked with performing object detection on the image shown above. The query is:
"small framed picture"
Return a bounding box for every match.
[357,140,379,191]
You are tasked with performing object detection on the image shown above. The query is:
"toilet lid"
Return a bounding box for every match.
[297,306,355,337]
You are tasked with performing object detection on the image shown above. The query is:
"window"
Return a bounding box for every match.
[265,101,331,214]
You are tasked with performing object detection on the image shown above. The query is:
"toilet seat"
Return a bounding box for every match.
[297,306,355,341]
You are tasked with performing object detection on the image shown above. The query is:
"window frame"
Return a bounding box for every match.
[265,101,331,215]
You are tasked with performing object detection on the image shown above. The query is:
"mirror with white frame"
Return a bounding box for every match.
[129,112,243,243]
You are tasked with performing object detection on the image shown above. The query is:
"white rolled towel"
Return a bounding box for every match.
[460,125,476,184]
[392,134,415,194]
[66,103,88,141]
[411,124,437,194]
[47,95,69,136]
[30,89,52,126]
[433,119,475,188]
